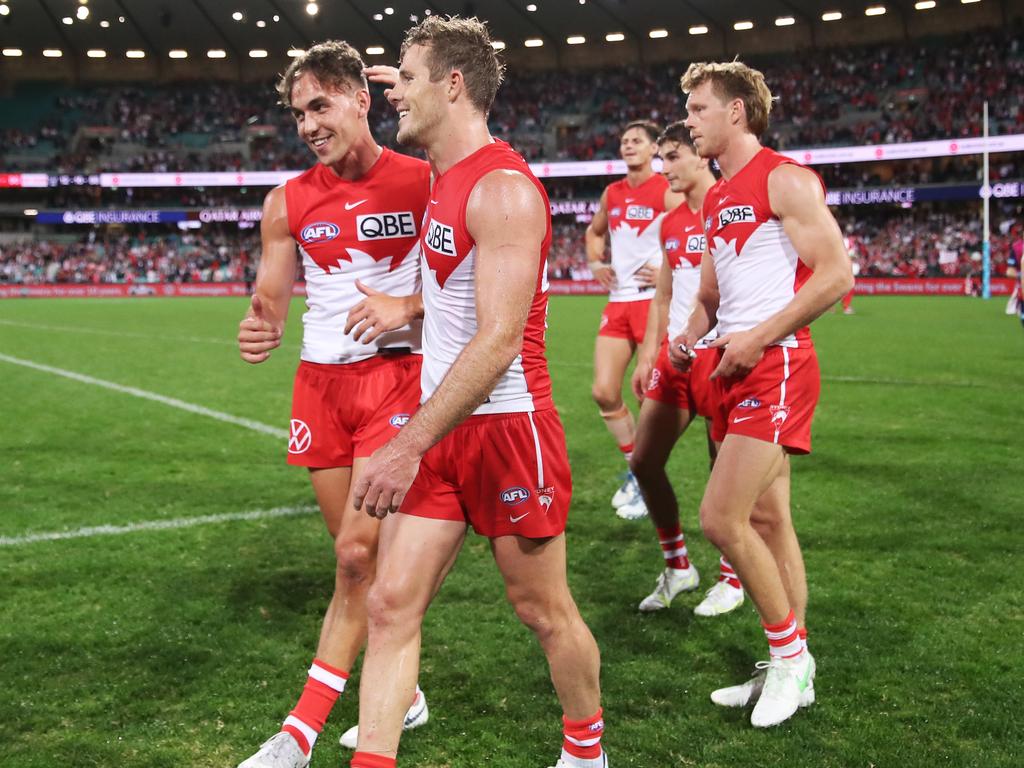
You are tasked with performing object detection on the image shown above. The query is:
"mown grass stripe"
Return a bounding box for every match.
[0,505,318,546]
[0,352,287,438]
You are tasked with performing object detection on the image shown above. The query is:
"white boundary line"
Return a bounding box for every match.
[0,352,288,438]
[0,505,318,547]
[0,318,234,346]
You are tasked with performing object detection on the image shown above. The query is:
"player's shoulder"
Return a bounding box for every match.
[286,163,322,189]
[384,148,430,176]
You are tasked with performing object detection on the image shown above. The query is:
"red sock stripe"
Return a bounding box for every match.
[312,657,350,680]
[656,525,688,569]
[718,557,741,589]
[619,443,634,455]
[282,725,310,754]
[351,752,397,768]
[763,610,802,658]
[562,708,604,761]
[286,675,341,744]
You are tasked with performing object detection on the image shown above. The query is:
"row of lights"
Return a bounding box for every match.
[0,48,402,59]
[231,11,282,27]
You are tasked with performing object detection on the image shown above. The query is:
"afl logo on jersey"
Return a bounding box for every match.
[424,219,457,257]
[500,486,531,506]
[665,238,681,252]
[718,205,756,228]
[301,221,340,243]
[389,413,410,428]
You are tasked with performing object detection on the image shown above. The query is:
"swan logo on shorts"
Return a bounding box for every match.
[288,419,312,454]
[737,398,761,409]
[300,222,340,243]
[537,485,554,511]
[389,413,410,428]
[648,368,662,391]
[769,404,791,426]
[500,486,531,506]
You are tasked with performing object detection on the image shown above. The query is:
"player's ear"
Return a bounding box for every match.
[448,68,464,103]
[356,87,371,118]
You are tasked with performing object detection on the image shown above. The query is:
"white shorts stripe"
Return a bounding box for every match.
[282,715,318,746]
[527,411,545,488]
[774,347,791,444]
[308,662,348,692]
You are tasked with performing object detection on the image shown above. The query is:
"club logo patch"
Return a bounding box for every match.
[288,419,312,454]
[770,404,791,426]
[500,486,531,506]
[300,222,340,243]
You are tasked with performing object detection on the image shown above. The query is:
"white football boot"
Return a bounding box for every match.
[611,472,640,509]
[237,732,309,768]
[711,653,815,722]
[549,751,609,768]
[750,652,816,727]
[338,687,429,749]
[638,565,700,612]
[693,580,745,617]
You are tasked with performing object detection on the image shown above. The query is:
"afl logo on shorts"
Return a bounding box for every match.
[288,419,312,454]
[301,222,340,243]
[737,398,761,409]
[389,413,410,428]
[500,486,531,506]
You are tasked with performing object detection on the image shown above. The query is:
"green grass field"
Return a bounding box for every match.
[1,295,1022,768]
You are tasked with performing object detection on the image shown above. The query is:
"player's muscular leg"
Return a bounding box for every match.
[357,515,466,756]
[629,399,690,528]
[592,335,635,410]
[309,465,375,671]
[750,457,808,628]
[492,534,601,719]
[699,435,792,624]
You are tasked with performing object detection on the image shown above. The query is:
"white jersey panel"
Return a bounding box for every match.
[608,213,665,303]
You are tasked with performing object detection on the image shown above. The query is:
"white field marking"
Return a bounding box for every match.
[0,505,318,547]
[0,353,288,438]
[0,318,235,346]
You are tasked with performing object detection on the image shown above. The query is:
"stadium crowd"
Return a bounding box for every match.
[2,208,1019,285]
[1,29,1022,171]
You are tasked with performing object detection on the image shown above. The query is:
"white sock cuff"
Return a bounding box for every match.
[308,661,348,693]
[282,715,319,751]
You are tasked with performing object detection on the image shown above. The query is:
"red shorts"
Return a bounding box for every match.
[644,339,718,419]
[287,354,422,468]
[709,345,820,454]
[400,409,572,539]
[598,300,651,344]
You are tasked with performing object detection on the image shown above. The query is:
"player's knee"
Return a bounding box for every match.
[700,503,737,551]
[334,536,376,586]
[628,450,657,480]
[365,576,422,632]
[508,591,563,644]
[591,385,621,412]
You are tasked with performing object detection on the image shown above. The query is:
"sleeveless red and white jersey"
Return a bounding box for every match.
[701,147,822,348]
[660,202,706,341]
[419,140,553,415]
[285,148,430,364]
[605,173,670,303]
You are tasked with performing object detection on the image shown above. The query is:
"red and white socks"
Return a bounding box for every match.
[560,708,606,767]
[718,557,742,589]
[619,442,634,464]
[282,658,348,756]
[656,525,690,570]
[762,610,805,660]
[351,753,396,768]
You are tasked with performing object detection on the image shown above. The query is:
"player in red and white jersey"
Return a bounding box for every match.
[586,122,681,520]
[627,122,746,618]
[349,17,605,768]
[235,42,432,768]
[670,61,853,728]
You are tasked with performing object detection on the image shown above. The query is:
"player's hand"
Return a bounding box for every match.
[238,294,282,363]
[708,330,766,380]
[353,438,423,519]
[631,354,655,400]
[635,262,658,288]
[344,280,414,344]
[590,263,616,290]
[668,332,697,372]
[364,65,399,100]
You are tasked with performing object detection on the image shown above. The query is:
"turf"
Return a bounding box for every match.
[0,296,1021,768]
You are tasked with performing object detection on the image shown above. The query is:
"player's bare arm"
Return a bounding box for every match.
[709,164,853,379]
[353,169,547,518]
[671,244,719,371]
[631,256,673,399]
[238,185,296,363]
[585,189,615,289]
[345,281,424,343]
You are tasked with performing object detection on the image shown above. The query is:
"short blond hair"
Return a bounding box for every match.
[401,16,505,115]
[680,61,773,138]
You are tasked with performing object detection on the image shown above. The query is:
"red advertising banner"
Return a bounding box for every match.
[0,277,1016,299]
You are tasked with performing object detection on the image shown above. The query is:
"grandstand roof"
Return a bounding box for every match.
[0,0,997,66]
